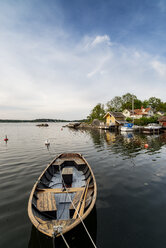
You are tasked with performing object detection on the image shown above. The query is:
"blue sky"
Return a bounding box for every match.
[0,0,166,119]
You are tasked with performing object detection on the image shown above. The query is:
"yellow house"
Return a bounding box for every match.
[104,112,126,127]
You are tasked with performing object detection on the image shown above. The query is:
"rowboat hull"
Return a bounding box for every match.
[28,153,97,238]
[28,206,97,247]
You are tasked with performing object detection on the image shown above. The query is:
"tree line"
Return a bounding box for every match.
[87,93,166,122]
[0,119,73,123]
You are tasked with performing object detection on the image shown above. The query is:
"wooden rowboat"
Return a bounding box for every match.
[28,153,97,238]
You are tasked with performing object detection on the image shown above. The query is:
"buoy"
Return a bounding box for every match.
[45,139,50,146]
[4,135,8,141]
[144,144,149,148]
[61,128,63,131]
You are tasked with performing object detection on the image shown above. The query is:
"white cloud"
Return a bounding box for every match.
[87,55,110,78]
[151,60,166,76]
[1,30,166,119]
[83,35,112,50]
[0,4,166,120]
[91,35,112,47]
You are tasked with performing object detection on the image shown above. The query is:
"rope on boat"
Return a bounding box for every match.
[52,232,56,248]
[60,232,70,248]
[57,164,97,248]
[53,225,70,248]
[46,147,97,248]
[66,190,97,248]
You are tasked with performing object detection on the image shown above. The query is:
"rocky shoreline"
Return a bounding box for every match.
[66,122,109,129]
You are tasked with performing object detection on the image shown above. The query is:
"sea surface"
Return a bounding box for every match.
[1,123,166,248]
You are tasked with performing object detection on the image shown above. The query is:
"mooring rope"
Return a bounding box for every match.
[53,225,70,248]
[60,232,70,248]
[65,187,97,248]
[52,232,56,248]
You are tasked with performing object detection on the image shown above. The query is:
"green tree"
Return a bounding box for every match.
[106,96,122,112]
[121,93,143,110]
[133,99,142,109]
[148,97,162,112]
[122,99,142,110]
[121,93,137,104]
[87,103,106,122]
[156,102,166,112]
[142,100,149,108]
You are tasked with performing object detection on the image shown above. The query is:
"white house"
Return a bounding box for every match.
[123,107,154,119]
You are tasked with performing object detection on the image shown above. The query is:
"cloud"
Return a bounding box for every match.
[87,55,110,78]
[91,35,112,47]
[151,60,166,76]
[0,2,166,120]
[83,35,112,50]
[1,30,166,119]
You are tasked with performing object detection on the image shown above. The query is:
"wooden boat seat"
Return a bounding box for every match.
[37,192,57,218]
[62,167,73,185]
[53,157,86,167]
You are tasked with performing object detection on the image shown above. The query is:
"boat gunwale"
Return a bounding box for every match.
[28,153,97,237]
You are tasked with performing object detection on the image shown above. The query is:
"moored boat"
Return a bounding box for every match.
[36,123,49,127]
[28,153,97,240]
[143,123,162,134]
[120,123,134,132]
[67,123,81,128]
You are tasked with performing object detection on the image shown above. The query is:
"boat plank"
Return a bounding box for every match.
[52,157,85,166]
[73,189,85,219]
[37,192,57,212]
[79,178,91,216]
[69,190,83,217]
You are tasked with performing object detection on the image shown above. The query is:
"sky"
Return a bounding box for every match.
[1,0,166,120]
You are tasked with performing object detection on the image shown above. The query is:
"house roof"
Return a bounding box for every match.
[131,107,151,116]
[116,120,126,124]
[104,112,125,119]
[158,116,166,122]
[145,107,151,112]
[109,112,125,118]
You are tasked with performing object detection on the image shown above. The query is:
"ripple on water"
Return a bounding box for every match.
[1,124,166,248]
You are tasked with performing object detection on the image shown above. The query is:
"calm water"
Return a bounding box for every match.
[1,123,166,248]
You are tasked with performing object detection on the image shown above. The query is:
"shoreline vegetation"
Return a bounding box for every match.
[1,93,166,125]
[86,93,166,126]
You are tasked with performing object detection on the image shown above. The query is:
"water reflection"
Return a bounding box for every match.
[105,131,165,152]
[74,128,166,156]
[28,207,97,248]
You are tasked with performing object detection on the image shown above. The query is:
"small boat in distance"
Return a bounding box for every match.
[28,153,97,239]
[120,123,134,132]
[36,123,49,127]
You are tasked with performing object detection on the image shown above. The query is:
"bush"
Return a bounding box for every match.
[133,116,158,126]
[126,117,133,122]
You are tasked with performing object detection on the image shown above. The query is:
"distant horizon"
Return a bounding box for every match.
[0,118,84,122]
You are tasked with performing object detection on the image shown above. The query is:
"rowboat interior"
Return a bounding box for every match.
[29,153,96,237]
